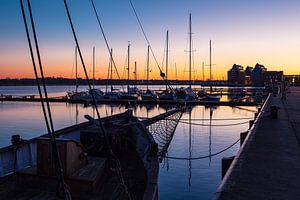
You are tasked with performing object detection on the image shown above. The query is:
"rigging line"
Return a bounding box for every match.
[19,0,51,135]
[63,1,131,199]
[90,0,124,91]
[128,0,174,92]
[20,1,71,199]
[27,0,55,134]
[166,138,240,160]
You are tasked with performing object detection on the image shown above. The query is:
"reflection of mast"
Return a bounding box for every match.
[209,107,213,165]
[188,108,192,187]
[75,103,78,124]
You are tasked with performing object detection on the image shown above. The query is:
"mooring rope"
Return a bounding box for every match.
[166,138,240,160]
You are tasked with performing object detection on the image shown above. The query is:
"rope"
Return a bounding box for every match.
[90,0,124,91]
[178,119,250,127]
[63,1,131,199]
[128,0,174,93]
[20,1,71,199]
[166,138,240,160]
[138,116,254,121]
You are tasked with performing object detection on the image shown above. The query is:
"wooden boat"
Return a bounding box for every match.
[0,110,161,200]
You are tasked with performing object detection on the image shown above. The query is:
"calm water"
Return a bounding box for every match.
[0,86,257,200]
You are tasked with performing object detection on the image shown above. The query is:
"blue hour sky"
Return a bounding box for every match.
[0,0,300,79]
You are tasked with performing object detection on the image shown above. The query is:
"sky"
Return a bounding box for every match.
[0,0,300,80]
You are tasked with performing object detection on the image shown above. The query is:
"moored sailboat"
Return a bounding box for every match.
[141,45,157,101]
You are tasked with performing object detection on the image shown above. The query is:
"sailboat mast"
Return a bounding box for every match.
[93,46,95,89]
[127,43,130,94]
[202,61,205,81]
[134,61,137,81]
[189,13,192,87]
[209,40,212,93]
[75,46,78,93]
[147,45,150,90]
[110,48,113,91]
[175,63,177,81]
[166,30,169,90]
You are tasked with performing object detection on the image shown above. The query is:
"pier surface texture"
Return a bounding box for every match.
[215,87,300,200]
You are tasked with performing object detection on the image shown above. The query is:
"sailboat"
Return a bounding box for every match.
[119,44,139,100]
[175,13,196,101]
[68,47,104,101]
[103,48,121,99]
[67,46,87,100]
[201,40,220,101]
[141,45,157,100]
[197,62,207,98]
[159,30,175,101]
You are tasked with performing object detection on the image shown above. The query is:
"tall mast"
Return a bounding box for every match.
[75,46,78,93]
[166,30,169,90]
[202,61,205,81]
[209,40,212,93]
[175,63,177,81]
[110,48,113,91]
[127,43,130,94]
[93,46,95,89]
[147,45,150,90]
[189,13,192,87]
[134,61,137,81]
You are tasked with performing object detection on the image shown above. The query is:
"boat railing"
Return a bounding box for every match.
[0,140,37,177]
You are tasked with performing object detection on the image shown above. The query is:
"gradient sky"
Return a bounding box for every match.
[0,0,300,80]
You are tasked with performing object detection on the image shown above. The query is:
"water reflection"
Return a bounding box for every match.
[0,101,256,199]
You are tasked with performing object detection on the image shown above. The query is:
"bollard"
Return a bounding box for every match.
[11,135,24,145]
[254,112,259,119]
[270,105,280,119]
[240,131,249,146]
[249,119,255,128]
[222,156,235,179]
[257,107,261,113]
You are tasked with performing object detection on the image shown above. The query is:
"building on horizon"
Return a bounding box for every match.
[227,63,283,86]
[227,64,245,85]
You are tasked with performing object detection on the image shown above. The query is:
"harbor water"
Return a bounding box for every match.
[0,86,257,199]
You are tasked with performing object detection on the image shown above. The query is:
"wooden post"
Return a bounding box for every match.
[240,131,249,146]
[222,156,235,179]
[249,120,255,128]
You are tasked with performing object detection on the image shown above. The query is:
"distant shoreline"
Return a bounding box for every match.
[0,78,259,87]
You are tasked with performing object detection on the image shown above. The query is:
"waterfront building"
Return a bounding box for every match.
[251,63,267,86]
[263,71,284,84]
[227,64,245,85]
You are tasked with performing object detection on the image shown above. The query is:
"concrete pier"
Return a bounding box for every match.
[215,87,300,200]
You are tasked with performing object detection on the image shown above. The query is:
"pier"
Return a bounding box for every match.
[215,87,300,199]
[0,95,262,106]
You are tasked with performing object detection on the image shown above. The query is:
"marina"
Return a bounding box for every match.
[0,0,299,199]
[0,93,258,199]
